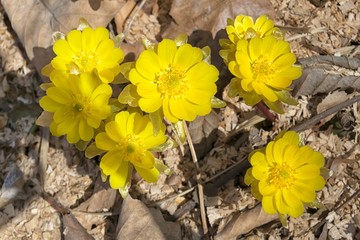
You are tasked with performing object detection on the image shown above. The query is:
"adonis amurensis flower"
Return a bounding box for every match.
[43,26,124,83]
[39,73,112,143]
[227,36,302,113]
[245,131,326,218]
[94,111,168,196]
[219,15,283,65]
[127,38,219,123]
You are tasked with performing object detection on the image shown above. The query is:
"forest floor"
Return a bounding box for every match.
[0,0,359,239]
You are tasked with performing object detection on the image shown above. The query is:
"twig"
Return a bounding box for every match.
[291,95,360,132]
[151,156,248,207]
[122,0,147,38]
[256,102,276,122]
[183,120,209,237]
[39,128,49,190]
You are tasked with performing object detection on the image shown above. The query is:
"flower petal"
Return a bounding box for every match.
[100,150,125,175]
[95,132,117,151]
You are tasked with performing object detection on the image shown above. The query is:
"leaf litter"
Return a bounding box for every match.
[0,0,359,239]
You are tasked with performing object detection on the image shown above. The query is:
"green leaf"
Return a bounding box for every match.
[174,34,188,46]
[118,84,140,107]
[149,110,164,136]
[85,142,105,159]
[142,37,154,50]
[201,46,211,64]
[211,96,226,108]
[113,62,135,84]
[52,31,65,42]
[172,121,186,144]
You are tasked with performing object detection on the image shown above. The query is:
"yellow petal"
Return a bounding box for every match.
[135,165,160,183]
[109,160,130,189]
[295,165,320,179]
[274,191,287,214]
[81,28,97,51]
[173,44,202,71]
[139,97,163,113]
[105,121,126,142]
[259,180,277,196]
[129,150,155,169]
[39,96,63,112]
[53,39,74,59]
[290,185,316,203]
[282,189,303,208]
[157,39,177,68]
[66,124,81,143]
[79,118,94,141]
[95,132,117,151]
[162,98,178,123]
[66,30,82,52]
[100,150,125,175]
[137,82,161,99]
[169,98,196,122]
[262,196,277,214]
[94,27,109,43]
[56,115,77,135]
[46,87,72,104]
[135,50,161,81]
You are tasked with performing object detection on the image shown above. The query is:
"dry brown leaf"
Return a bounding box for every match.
[162,0,276,39]
[76,176,117,213]
[62,214,95,240]
[292,56,360,97]
[215,204,278,240]
[316,90,350,123]
[2,0,126,75]
[116,195,181,240]
[188,110,220,159]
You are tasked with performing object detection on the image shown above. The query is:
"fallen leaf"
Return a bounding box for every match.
[0,164,24,209]
[215,204,278,240]
[188,110,220,159]
[76,176,117,213]
[316,90,350,124]
[116,195,181,240]
[2,0,126,75]
[63,214,95,240]
[292,56,360,97]
[162,0,276,39]
[42,192,95,240]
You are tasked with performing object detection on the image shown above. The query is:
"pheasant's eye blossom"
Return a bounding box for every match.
[128,38,219,123]
[94,111,167,195]
[47,27,124,83]
[39,73,112,143]
[244,131,327,219]
[219,15,283,65]
[227,36,302,113]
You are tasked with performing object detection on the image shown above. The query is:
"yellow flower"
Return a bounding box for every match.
[128,38,219,123]
[244,131,326,218]
[95,111,167,194]
[219,15,283,65]
[47,27,124,83]
[39,73,112,143]
[228,36,302,113]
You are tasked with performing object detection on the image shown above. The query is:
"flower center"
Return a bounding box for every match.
[267,163,296,189]
[72,50,99,73]
[251,55,276,83]
[71,96,91,117]
[155,65,188,98]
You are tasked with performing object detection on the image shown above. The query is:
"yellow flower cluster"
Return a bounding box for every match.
[37,16,327,217]
[37,22,220,196]
[220,15,302,113]
[245,131,326,218]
